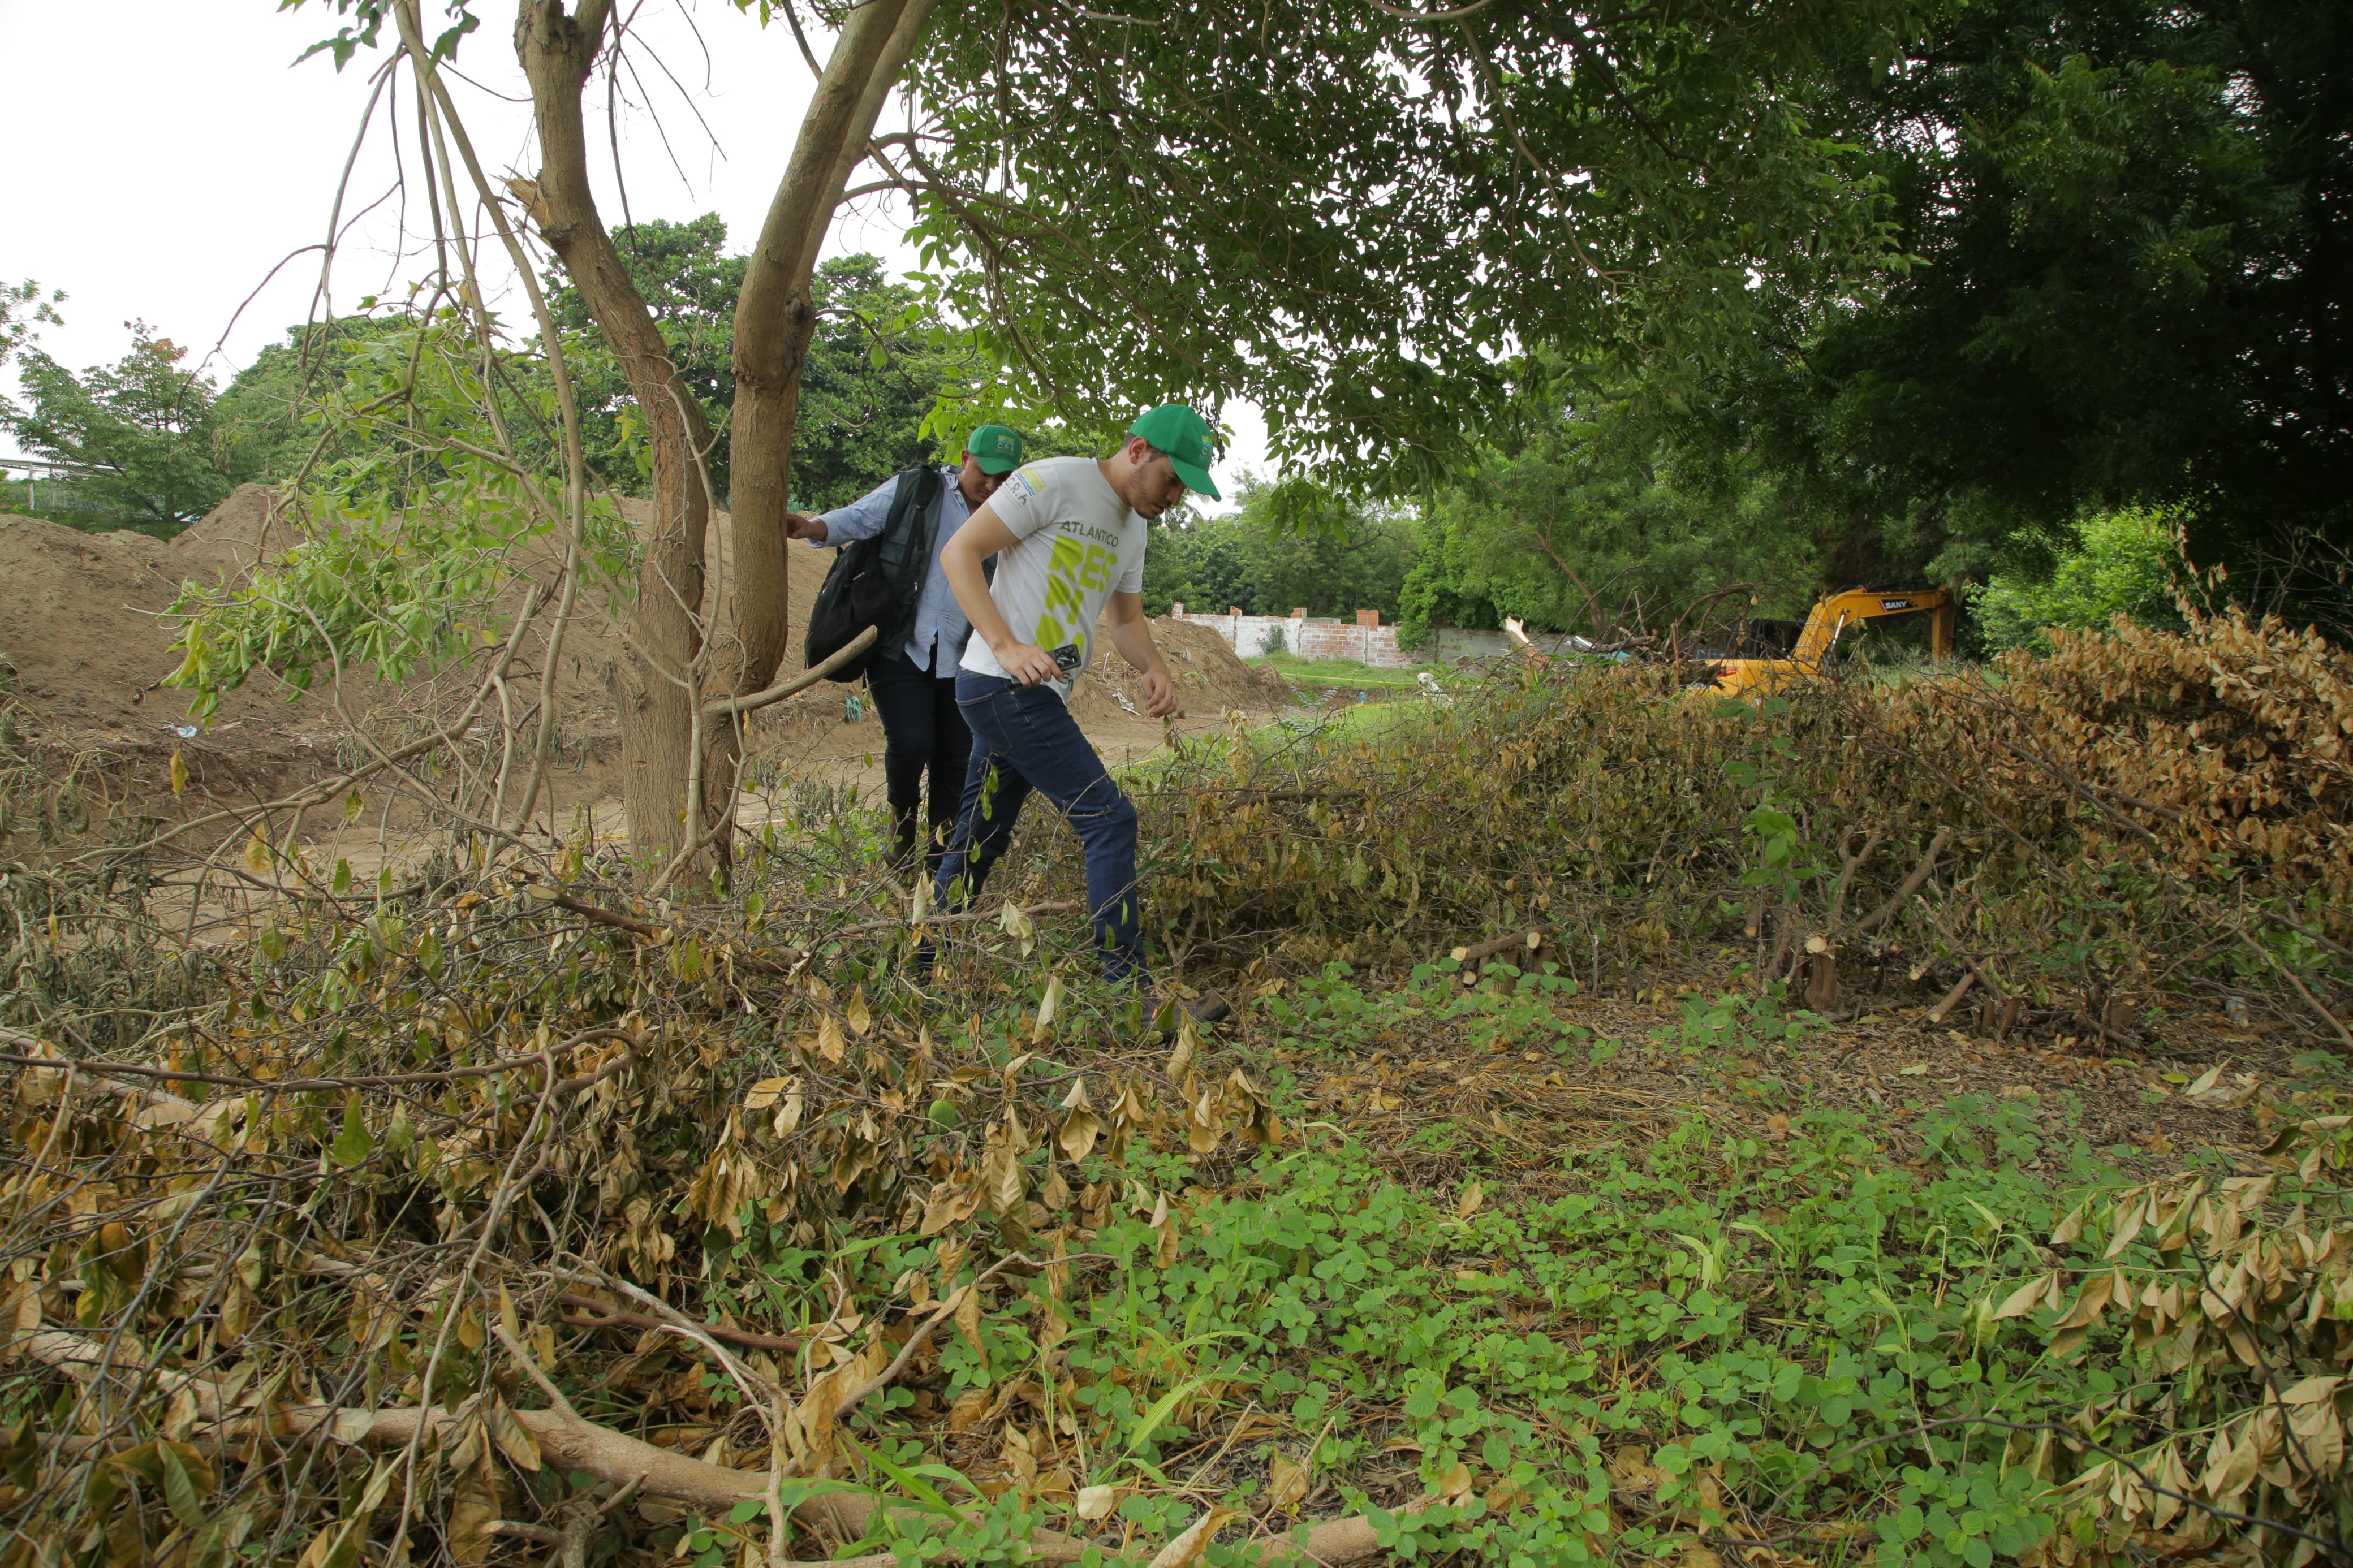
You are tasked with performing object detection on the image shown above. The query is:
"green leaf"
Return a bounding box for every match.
[838,1433,960,1517]
[330,1092,374,1168]
[157,1442,208,1531]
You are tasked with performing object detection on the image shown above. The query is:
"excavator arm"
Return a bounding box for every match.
[1714,586,1954,697]
[1790,589,1955,668]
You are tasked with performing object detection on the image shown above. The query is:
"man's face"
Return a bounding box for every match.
[958,452,1006,508]
[1121,439,1189,519]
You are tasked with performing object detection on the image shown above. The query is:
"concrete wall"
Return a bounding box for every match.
[1166,606,1525,668]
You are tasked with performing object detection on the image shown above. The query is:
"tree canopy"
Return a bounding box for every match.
[541,219,969,511]
[2,324,253,530]
[1727,0,2352,591]
[900,0,1907,493]
[1140,479,1417,620]
[1398,388,1820,646]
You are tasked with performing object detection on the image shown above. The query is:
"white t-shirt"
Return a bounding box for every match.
[960,457,1147,703]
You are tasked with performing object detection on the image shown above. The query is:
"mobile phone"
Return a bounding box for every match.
[1050,643,1082,676]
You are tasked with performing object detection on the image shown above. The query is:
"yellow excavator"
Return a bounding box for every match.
[1710,587,1955,697]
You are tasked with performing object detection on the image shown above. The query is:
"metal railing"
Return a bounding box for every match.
[1,456,121,515]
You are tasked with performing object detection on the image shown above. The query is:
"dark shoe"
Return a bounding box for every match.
[1153,989,1231,1035]
[888,807,921,871]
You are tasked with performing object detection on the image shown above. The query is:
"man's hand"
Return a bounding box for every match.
[783,511,828,543]
[994,641,1063,688]
[1141,668,1179,718]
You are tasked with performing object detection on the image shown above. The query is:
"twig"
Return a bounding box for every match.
[0,1026,643,1100]
[2239,928,2353,1050]
[703,627,880,720]
[556,1291,802,1354]
[493,1320,580,1422]
[1854,828,1949,936]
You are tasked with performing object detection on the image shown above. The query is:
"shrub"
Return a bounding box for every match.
[1976,507,2190,654]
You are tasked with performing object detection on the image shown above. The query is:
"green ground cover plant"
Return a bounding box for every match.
[3,606,2349,1566]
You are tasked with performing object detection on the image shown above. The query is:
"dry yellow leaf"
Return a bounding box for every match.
[1033,972,1064,1041]
[1145,1507,1238,1568]
[1167,1014,1198,1082]
[946,1387,991,1433]
[953,1285,983,1357]
[1268,1450,1309,1512]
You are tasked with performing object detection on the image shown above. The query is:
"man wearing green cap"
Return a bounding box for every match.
[783,426,1025,870]
[925,405,1226,1001]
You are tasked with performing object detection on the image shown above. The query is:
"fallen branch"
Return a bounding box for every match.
[1925,971,1976,1026]
[532,890,812,978]
[0,1027,197,1115]
[1442,927,1552,970]
[2236,926,2353,1051]
[28,1327,1416,1564]
[833,1251,1071,1424]
[295,1398,1416,1563]
[1822,827,1886,932]
[1916,901,2011,1002]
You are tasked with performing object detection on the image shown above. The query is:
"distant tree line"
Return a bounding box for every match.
[0,222,963,537]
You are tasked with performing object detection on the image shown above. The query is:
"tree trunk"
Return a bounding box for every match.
[708,0,937,853]
[516,0,718,874]
[515,0,934,880]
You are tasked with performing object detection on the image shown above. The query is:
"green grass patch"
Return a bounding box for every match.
[1249,650,1450,691]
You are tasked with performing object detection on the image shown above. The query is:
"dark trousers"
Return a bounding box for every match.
[866,650,972,872]
[933,673,1147,986]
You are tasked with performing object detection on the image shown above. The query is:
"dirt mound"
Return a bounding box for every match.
[1,487,1294,832]
[0,496,400,801]
[1070,616,1293,725]
[166,480,299,586]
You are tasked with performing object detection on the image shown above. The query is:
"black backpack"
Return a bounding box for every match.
[804,466,946,683]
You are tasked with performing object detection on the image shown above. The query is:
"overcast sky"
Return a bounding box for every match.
[0,0,1264,505]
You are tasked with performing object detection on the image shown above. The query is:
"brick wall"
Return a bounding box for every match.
[1166,606,1523,667]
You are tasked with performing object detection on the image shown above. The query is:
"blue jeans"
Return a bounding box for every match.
[933,673,1147,985]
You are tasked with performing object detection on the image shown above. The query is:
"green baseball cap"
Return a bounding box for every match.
[1128,404,1221,500]
[966,424,1024,474]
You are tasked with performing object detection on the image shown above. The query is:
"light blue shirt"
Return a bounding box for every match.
[811,468,972,674]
